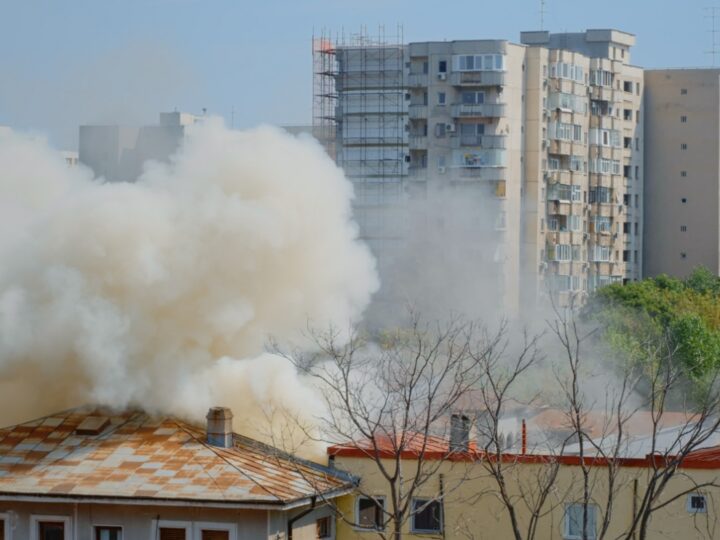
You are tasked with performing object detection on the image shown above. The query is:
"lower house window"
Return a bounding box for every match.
[412,499,443,533]
[193,522,237,540]
[0,512,7,540]
[316,516,331,539]
[357,496,385,529]
[687,494,707,513]
[563,503,597,540]
[153,521,192,540]
[95,526,122,540]
[31,516,71,540]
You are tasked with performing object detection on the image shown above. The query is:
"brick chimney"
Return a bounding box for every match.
[206,407,234,448]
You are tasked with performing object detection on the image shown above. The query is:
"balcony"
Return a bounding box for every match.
[452,134,507,149]
[451,103,506,118]
[409,135,428,150]
[408,105,428,119]
[407,73,429,87]
[590,86,618,102]
[449,71,506,87]
[451,167,507,182]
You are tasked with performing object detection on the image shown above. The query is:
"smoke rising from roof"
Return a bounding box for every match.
[0,120,378,442]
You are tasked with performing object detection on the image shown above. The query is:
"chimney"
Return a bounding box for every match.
[206,407,234,448]
[450,413,471,453]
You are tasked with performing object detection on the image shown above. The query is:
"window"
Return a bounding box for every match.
[357,496,385,529]
[681,115,687,123]
[453,54,505,72]
[589,187,612,204]
[687,494,707,513]
[438,60,447,73]
[95,527,122,540]
[316,517,331,539]
[554,244,572,261]
[571,185,582,201]
[569,215,582,231]
[681,143,688,150]
[40,523,65,540]
[412,499,442,533]
[635,137,640,150]
[31,516,71,540]
[438,92,446,105]
[564,503,597,540]
[461,91,485,105]
[200,532,229,540]
[636,82,641,95]
[681,252,687,259]
[636,110,640,123]
[152,521,192,540]
[681,170,687,177]
[160,530,186,540]
[681,88,688,95]
[594,216,612,233]
[681,225,687,232]
[623,81,633,92]
[0,514,7,540]
[682,197,687,203]
[422,61,429,74]
[635,166,639,179]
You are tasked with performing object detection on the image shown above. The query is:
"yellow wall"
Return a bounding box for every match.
[333,455,720,540]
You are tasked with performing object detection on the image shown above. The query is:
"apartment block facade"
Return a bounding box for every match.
[644,69,720,277]
[316,29,644,315]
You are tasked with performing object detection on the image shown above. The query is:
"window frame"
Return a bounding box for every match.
[193,522,238,540]
[563,503,597,540]
[687,493,707,514]
[316,516,332,539]
[0,512,10,540]
[150,520,192,540]
[355,495,386,531]
[94,525,123,540]
[410,498,443,534]
[30,515,72,540]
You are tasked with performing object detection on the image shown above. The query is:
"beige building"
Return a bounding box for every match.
[644,69,720,277]
[0,406,352,540]
[328,434,720,539]
[316,29,644,317]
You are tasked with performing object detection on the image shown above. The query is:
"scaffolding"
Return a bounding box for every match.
[312,26,407,211]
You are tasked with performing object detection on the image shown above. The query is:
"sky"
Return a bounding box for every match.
[0,0,716,149]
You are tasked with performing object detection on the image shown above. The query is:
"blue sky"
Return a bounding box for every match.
[0,0,714,149]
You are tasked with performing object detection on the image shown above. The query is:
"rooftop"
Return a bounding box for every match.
[0,406,353,508]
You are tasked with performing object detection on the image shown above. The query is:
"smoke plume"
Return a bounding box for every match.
[0,120,378,443]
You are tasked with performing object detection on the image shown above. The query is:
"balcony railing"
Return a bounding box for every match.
[451,103,506,118]
[408,105,428,119]
[451,167,507,182]
[450,71,506,86]
[409,135,428,150]
[407,73,429,87]
[452,134,507,149]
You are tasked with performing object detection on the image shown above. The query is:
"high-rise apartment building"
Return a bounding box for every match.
[644,69,720,277]
[79,112,201,182]
[315,29,644,316]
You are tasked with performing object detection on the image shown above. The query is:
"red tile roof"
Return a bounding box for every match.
[0,407,353,507]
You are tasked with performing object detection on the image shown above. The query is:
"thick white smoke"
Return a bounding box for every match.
[0,120,378,444]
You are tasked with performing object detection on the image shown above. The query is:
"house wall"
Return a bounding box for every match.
[0,500,334,540]
[331,455,720,540]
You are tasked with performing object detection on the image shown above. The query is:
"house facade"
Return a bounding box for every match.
[0,406,352,540]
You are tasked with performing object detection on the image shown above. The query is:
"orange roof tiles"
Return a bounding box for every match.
[0,407,353,507]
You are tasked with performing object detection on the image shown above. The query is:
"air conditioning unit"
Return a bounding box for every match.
[438,166,447,174]
[446,123,456,133]
[438,72,447,80]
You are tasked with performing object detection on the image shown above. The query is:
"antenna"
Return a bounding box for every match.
[705,6,720,66]
[540,0,547,30]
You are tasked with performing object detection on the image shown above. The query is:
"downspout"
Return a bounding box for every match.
[439,473,446,540]
[287,495,317,540]
[522,419,527,455]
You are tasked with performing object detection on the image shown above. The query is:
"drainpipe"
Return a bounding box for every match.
[287,495,317,540]
[521,419,527,455]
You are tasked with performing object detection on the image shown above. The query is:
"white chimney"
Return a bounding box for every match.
[206,407,234,448]
[450,413,471,452]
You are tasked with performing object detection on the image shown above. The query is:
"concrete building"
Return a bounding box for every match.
[79,112,201,182]
[644,69,720,277]
[0,406,352,540]
[329,432,720,539]
[316,29,644,316]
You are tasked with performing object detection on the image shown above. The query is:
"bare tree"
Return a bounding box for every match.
[271,313,499,540]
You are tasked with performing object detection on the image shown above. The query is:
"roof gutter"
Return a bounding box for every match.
[0,485,356,512]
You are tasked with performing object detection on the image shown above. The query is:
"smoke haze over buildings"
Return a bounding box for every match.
[0,120,378,443]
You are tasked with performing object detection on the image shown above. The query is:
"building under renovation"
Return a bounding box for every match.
[314,29,644,315]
